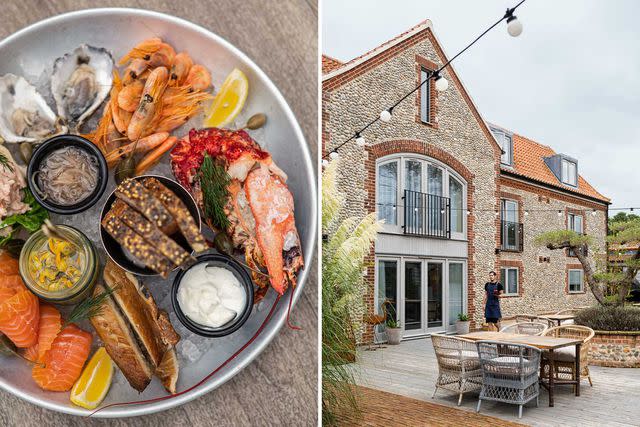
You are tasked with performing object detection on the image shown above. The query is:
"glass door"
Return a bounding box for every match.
[403,261,423,336]
[447,262,464,332]
[427,261,444,330]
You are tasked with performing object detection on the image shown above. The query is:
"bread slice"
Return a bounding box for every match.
[116,178,177,234]
[143,177,207,253]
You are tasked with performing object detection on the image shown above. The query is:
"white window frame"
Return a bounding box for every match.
[490,128,513,166]
[567,213,584,257]
[562,158,578,187]
[375,154,467,239]
[568,269,584,293]
[420,68,431,123]
[500,267,519,296]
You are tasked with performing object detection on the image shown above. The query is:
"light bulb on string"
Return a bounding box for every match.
[557,210,563,217]
[524,210,529,216]
[591,209,597,216]
[321,159,329,167]
[505,9,523,37]
[380,108,392,122]
[434,72,449,92]
[355,133,366,147]
[329,151,339,160]
[466,210,471,216]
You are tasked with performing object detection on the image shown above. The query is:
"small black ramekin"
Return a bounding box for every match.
[171,253,254,337]
[27,134,108,215]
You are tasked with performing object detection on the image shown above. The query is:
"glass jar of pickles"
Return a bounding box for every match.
[19,225,98,305]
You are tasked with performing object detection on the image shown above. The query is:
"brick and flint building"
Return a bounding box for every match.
[322,20,610,342]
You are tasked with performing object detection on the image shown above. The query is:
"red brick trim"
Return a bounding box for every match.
[361,139,476,340]
[498,259,524,297]
[565,264,586,294]
[499,176,608,211]
[415,55,438,128]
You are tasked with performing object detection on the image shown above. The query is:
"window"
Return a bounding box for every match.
[377,161,398,225]
[377,260,398,320]
[420,68,431,123]
[562,159,577,186]
[568,269,584,293]
[490,128,513,166]
[568,213,583,256]
[449,177,463,233]
[500,199,520,251]
[500,267,519,295]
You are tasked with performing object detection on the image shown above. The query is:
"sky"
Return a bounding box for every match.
[322,0,640,212]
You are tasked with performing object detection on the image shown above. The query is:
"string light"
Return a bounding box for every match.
[322,0,527,159]
[380,108,392,122]
[329,151,339,160]
[322,159,329,167]
[373,202,640,213]
[557,210,563,217]
[524,210,529,216]
[591,209,597,216]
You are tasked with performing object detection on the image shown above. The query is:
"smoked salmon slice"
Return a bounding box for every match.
[23,305,62,363]
[0,288,40,348]
[0,251,19,276]
[32,324,92,391]
[0,275,27,298]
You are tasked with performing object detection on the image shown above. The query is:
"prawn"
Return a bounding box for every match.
[119,37,163,65]
[127,66,169,141]
[104,132,170,166]
[135,136,178,175]
[118,80,144,112]
[184,65,212,92]
[169,52,193,86]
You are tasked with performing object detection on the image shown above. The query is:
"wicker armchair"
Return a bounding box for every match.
[500,321,548,335]
[541,325,595,387]
[476,341,541,419]
[514,314,554,328]
[431,334,482,406]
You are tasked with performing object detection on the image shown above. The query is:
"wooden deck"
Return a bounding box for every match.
[350,338,640,426]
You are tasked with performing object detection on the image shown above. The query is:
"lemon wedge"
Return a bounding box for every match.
[203,68,248,128]
[70,347,114,410]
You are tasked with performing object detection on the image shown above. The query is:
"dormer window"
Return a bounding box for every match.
[489,127,513,166]
[562,158,577,186]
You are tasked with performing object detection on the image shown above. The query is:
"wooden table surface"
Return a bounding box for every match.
[0,1,318,426]
[540,314,576,321]
[459,332,581,350]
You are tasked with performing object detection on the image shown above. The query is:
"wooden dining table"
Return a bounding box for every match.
[459,331,583,407]
[540,314,576,326]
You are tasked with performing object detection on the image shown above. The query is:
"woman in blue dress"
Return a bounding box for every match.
[484,271,503,329]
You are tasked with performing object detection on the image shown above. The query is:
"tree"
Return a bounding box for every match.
[536,218,640,306]
[322,159,381,425]
[609,212,640,234]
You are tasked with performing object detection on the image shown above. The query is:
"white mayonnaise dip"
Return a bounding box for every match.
[177,263,246,328]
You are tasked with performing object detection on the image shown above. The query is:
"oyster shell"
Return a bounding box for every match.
[51,44,113,127]
[0,74,57,143]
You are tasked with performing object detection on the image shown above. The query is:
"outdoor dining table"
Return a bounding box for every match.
[459,331,583,407]
[540,314,576,326]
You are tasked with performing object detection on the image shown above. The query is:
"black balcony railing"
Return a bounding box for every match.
[500,220,524,252]
[403,190,450,238]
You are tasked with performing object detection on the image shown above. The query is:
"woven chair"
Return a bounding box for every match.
[541,325,595,387]
[500,321,548,336]
[476,341,541,419]
[431,334,482,406]
[514,314,554,328]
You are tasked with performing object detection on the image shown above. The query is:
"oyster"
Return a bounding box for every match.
[0,74,57,143]
[51,44,113,127]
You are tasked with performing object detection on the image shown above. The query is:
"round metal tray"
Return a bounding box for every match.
[0,8,316,418]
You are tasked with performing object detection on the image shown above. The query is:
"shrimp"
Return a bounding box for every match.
[169,52,193,86]
[146,43,176,69]
[184,65,212,92]
[119,37,163,65]
[127,66,169,141]
[155,90,211,133]
[135,136,178,175]
[104,132,170,166]
[122,59,148,86]
[118,80,144,112]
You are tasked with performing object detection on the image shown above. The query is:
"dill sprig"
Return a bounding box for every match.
[199,153,230,231]
[64,285,118,327]
[0,152,14,173]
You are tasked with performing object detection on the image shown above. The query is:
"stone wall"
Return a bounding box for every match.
[589,331,640,368]
[498,177,605,317]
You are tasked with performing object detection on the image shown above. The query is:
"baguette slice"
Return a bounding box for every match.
[102,211,175,278]
[90,284,154,392]
[143,177,207,253]
[116,178,177,234]
[112,199,193,267]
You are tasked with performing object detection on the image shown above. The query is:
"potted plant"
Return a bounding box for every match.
[385,317,402,345]
[456,313,470,335]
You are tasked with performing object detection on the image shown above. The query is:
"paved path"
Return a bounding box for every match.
[0,1,318,426]
[351,338,640,426]
[339,386,524,427]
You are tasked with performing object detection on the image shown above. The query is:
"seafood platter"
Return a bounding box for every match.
[0,9,316,417]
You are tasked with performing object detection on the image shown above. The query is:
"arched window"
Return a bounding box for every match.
[376,154,467,239]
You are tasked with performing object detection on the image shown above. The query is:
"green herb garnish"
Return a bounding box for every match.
[199,153,230,231]
[64,285,118,327]
[0,188,48,247]
[0,152,14,173]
